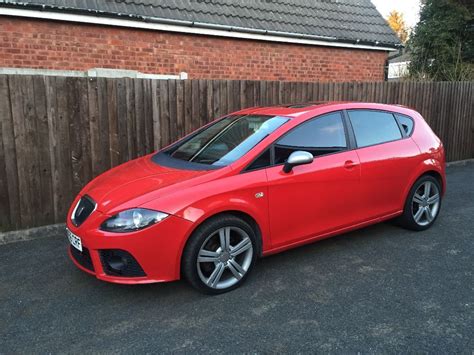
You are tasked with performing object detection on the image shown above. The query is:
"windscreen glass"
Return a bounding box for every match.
[168,115,288,166]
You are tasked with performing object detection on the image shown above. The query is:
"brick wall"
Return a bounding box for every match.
[0,17,388,81]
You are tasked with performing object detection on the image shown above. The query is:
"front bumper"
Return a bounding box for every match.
[66,211,194,284]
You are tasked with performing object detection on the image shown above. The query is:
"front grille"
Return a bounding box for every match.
[72,195,96,227]
[70,245,94,271]
[100,249,146,277]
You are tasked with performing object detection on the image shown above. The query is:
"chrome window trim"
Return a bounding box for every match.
[71,198,81,224]
[71,195,97,227]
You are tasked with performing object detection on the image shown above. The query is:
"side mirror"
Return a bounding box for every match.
[283,151,314,173]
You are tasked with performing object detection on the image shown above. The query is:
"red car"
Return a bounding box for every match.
[66,102,445,294]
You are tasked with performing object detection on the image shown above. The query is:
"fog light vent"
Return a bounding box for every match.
[99,249,146,277]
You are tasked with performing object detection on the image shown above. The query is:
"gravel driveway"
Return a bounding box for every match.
[1,164,473,353]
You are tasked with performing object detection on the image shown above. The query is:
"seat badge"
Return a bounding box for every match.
[255,192,264,199]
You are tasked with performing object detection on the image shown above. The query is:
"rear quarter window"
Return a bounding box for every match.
[396,114,415,136]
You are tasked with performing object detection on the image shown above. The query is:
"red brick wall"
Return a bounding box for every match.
[0,17,388,81]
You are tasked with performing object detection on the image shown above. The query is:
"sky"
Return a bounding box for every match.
[371,0,422,29]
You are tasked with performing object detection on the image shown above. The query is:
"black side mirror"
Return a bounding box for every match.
[283,151,314,173]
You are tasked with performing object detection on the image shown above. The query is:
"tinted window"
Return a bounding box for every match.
[348,110,402,148]
[169,115,288,166]
[246,149,271,171]
[396,114,414,135]
[274,112,347,164]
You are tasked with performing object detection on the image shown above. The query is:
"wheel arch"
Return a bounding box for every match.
[397,169,444,231]
[402,167,445,208]
[422,170,445,194]
[222,210,264,256]
[177,209,264,279]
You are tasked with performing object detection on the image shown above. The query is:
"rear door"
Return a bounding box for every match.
[265,111,362,248]
[346,110,421,218]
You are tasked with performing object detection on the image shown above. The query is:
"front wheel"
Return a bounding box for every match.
[182,215,257,294]
[398,175,442,231]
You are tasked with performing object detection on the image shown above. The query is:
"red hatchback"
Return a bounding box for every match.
[66,102,445,294]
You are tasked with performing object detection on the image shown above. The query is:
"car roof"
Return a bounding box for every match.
[234,102,416,119]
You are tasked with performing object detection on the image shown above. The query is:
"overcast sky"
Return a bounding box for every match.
[371,0,422,29]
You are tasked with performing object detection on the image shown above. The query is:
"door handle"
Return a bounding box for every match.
[344,160,359,169]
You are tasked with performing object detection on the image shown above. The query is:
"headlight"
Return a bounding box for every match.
[100,208,169,233]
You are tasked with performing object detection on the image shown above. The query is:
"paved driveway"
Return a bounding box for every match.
[1,164,473,353]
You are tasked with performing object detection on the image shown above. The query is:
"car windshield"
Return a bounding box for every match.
[167,115,288,166]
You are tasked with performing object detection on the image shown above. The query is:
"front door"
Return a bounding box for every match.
[266,111,361,248]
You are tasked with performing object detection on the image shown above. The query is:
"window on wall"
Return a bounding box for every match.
[348,110,402,148]
[274,112,347,164]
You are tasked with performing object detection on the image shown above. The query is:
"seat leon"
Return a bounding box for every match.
[66,102,445,294]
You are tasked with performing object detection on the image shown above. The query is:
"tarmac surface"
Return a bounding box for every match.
[1,163,473,353]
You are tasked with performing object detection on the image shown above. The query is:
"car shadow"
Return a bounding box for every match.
[69,220,406,302]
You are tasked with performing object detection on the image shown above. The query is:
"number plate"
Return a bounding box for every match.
[66,228,82,252]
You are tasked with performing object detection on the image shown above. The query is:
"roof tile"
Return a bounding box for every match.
[0,0,401,47]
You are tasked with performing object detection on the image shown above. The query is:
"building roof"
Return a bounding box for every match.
[0,0,402,49]
[389,52,411,64]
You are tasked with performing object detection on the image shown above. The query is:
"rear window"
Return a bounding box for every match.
[348,110,402,148]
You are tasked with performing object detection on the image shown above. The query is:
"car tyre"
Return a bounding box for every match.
[182,214,257,294]
[398,175,442,231]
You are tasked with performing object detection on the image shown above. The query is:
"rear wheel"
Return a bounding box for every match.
[182,215,257,294]
[398,175,442,231]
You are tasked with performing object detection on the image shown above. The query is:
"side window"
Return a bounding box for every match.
[274,112,347,164]
[245,149,271,171]
[348,110,402,148]
[396,114,414,136]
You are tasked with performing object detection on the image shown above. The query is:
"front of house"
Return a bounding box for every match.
[0,0,401,81]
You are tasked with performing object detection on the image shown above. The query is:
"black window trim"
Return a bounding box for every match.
[242,110,354,173]
[152,152,223,171]
[243,148,272,173]
[394,113,416,138]
[242,108,418,174]
[344,108,414,149]
[341,109,357,148]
